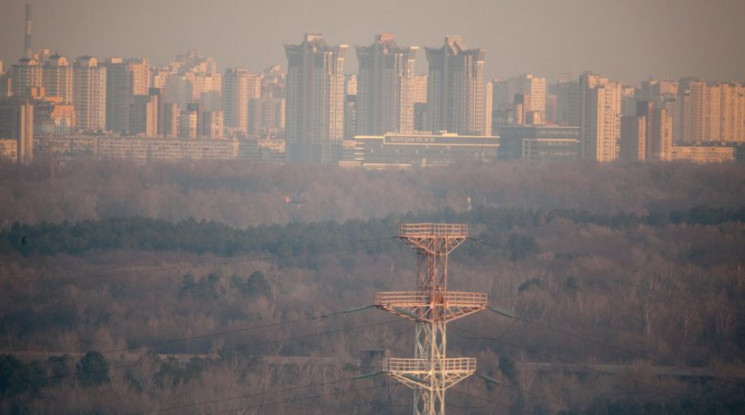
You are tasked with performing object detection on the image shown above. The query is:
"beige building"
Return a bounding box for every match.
[42,54,73,104]
[285,33,348,163]
[579,72,621,161]
[493,73,546,125]
[677,81,745,143]
[11,58,43,98]
[223,68,261,136]
[620,115,646,161]
[355,33,418,135]
[671,145,735,163]
[426,36,487,135]
[548,80,580,126]
[129,92,159,137]
[73,56,107,132]
[0,99,34,163]
[621,101,673,161]
[249,96,285,136]
[35,101,75,136]
[0,139,18,161]
[105,57,150,134]
[160,51,222,114]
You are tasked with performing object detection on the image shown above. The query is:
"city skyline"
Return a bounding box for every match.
[1,0,745,84]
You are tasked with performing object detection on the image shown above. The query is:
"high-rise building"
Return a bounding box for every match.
[11,58,42,99]
[579,72,621,161]
[180,103,200,139]
[484,81,493,136]
[159,51,222,118]
[34,100,75,136]
[638,79,678,106]
[343,74,357,140]
[355,33,418,135]
[0,72,11,99]
[261,65,286,98]
[634,101,672,161]
[492,73,546,125]
[73,56,107,132]
[679,81,745,143]
[105,57,150,134]
[621,85,637,116]
[42,54,73,103]
[619,115,646,161]
[425,36,487,135]
[412,75,427,131]
[223,68,261,136]
[719,82,745,142]
[249,96,286,136]
[285,33,347,163]
[130,92,158,137]
[548,80,580,126]
[201,111,224,139]
[163,103,180,138]
[0,99,34,163]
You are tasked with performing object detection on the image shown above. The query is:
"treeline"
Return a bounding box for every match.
[2,205,745,257]
[2,159,745,228]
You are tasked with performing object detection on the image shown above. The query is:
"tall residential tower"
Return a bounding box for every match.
[425,36,487,135]
[355,33,418,135]
[285,33,347,163]
[73,56,107,132]
[579,72,621,161]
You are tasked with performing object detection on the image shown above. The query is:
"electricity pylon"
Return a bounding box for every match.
[375,223,487,415]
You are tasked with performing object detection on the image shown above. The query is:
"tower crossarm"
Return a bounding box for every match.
[385,357,476,390]
[375,291,487,322]
[398,223,468,256]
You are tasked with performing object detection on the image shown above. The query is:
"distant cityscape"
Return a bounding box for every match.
[0,4,743,166]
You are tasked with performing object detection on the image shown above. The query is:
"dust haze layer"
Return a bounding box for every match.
[1,0,744,83]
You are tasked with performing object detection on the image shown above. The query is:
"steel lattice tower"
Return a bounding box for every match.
[375,223,487,415]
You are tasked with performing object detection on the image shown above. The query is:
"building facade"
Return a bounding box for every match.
[285,33,347,163]
[73,56,107,132]
[355,33,418,135]
[425,36,487,135]
[42,54,73,103]
[223,68,261,137]
[492,73,547,126]
[579,72,621,161]
[105,57,150,134]
[11,58,43,99]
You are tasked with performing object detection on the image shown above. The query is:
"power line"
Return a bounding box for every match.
[483,305,745,390]
[102,305,375,355]
[128,375,364,415]
[450,324,730,412]
[5,313,403,389]
[1,235,397,287]
[210,383,388,415]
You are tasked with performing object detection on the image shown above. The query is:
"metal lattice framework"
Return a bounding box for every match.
[375,223,487,415]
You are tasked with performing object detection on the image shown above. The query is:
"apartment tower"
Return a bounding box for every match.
[223,68,261,136]
[285,33,347,163]
[73,56,107,132]
[425,36,487,135]
[355,33,418,135]
[579,72,621,161]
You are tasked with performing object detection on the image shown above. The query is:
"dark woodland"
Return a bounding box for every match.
[1,160,745,414]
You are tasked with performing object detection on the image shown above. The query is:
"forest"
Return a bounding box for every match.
[1,159,745,414]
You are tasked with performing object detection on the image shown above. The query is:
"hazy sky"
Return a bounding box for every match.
[1,0,744,84]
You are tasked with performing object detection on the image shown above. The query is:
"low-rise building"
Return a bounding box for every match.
[497,125,579,162]
[671,145,735,163]
[342,131,499,168]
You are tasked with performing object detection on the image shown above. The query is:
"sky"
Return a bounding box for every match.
[1,0,744,84]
